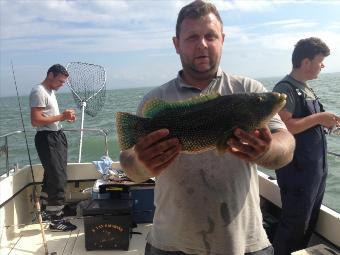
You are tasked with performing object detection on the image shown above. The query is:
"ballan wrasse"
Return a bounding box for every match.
[115,92,286,154]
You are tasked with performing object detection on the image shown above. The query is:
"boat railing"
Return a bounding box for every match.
[1,129,339,177]
[0,128,109,177]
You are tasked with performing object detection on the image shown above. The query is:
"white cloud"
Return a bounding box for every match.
[223,26,340,53]
[329,22,340,30]
[2,0,337,54]
[0,0,180,54]
[1,0,340,96]
[213,0,276,12]
[260,19,318,29]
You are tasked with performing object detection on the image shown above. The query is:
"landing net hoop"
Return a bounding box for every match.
[66,62,106,163]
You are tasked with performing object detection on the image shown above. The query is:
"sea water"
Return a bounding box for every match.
[0,72,339,212]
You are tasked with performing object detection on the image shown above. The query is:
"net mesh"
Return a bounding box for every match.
[66,62,106,117]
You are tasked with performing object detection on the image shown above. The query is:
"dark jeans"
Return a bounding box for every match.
[35,130,68,207]
[145,243,274,255]
[273,165,327,254]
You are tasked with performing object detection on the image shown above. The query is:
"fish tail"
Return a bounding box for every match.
[115,112,146,150]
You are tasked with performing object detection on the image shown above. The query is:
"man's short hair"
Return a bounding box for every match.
[176,0,223,38]
[47,64,69,77]
[292,37,330,68]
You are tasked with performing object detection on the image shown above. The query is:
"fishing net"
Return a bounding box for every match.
[66,62,106,117]
[66,62,106,162]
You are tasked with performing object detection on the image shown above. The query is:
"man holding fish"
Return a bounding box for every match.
[119,1,295,254]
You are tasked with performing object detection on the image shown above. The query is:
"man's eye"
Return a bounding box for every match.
[206,34,215,41]
[187,35,199,41]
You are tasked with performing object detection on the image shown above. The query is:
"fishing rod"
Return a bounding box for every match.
[11,61,57,255]
[328,151,340,157]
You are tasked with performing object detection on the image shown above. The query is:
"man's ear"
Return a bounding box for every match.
[301,58,311,69]
[172,36,180,54]
[47,72,54,80]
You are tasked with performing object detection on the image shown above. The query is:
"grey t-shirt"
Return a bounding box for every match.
[29,84,61,131]
[138,69,286,254]
[272,75,317,116]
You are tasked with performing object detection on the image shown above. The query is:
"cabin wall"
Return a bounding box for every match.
[0,185,33,252]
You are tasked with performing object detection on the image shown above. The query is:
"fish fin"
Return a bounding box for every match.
[115,112,147,150]
[142,93,221,118]
[142,99,169,118]
[216,129,234,154]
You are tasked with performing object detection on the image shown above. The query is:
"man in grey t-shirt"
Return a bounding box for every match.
[30,64,77,232]
[120,1,295,254]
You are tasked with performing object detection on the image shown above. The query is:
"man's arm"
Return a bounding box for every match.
[119,129,181,183]
[227,126,295,169]
[31,107,76,127]
[279,110,340,135]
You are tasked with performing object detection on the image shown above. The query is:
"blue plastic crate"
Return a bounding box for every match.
[130,186,155,223]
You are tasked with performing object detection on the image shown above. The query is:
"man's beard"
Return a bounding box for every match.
[180,54,221,81]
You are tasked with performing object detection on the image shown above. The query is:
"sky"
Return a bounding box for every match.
[1,0,340,97]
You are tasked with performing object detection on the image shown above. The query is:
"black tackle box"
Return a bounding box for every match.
[83,199,133,251]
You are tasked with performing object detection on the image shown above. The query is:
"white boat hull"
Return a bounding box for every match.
[1,163,339,254]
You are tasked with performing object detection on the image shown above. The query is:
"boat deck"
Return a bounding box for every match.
[3,221,340,255]
[4,219,151,255]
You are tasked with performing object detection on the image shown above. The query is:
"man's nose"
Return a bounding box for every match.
[198,37,208,48]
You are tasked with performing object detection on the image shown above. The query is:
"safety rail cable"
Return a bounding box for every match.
[0,128,109,176]
[1,129,339,176]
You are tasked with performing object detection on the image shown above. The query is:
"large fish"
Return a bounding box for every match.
[115,92,286,154]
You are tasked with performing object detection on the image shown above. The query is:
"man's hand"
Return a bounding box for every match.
[63,109,76,122]
[226,127,271,163]
[226,126,295,169]
[119,128,181,183]
[318,112,340,129]
[134,129,181,176]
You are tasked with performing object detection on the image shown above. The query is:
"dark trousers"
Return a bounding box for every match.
[145,243,274,255]
[35,130,68,207]
[273,171,327,255]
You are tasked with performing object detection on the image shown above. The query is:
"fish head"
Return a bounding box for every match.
[234,92,286,130]
[252,92,287,127]
[216,92,286,153]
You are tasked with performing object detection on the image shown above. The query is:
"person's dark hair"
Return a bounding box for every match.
[47,64,69,77]
[292,37,330,68]
[176,0,223,38]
